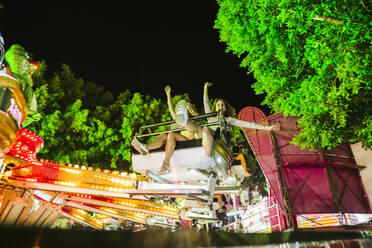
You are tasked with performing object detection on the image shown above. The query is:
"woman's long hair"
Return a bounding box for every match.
[186,102,199,116]
[211,98,235,118]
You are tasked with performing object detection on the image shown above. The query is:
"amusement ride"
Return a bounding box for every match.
[0,34,371,239]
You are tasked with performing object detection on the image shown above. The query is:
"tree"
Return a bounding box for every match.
[29,62,191,170]
[214,0,371,150]
[30,63,107,167]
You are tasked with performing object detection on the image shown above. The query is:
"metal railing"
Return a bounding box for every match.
[136,112,219,138]
[223,197,282,233]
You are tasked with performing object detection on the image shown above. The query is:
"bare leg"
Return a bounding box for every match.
[132,133,168,155]
[202,126,214,157]
[184,121,213,157]
[161,132,188,171]
[236,153,251,177]
[146,133,168,150]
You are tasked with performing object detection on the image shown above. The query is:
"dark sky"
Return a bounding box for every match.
[0,1,269,113]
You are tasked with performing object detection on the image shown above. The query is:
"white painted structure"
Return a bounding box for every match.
[132,146,210,184]
[351,142,372,206]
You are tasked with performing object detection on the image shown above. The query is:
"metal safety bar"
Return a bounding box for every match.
[137,120,222,139]
[136,112,218,138]
[222,197,282,232]
[136,122,221,138]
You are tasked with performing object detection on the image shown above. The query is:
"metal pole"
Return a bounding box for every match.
[270,133,296,229]
[276,199,282,231]
[321,148,344,216]
[138,112,217,130]
[136,121,221,138]
[240,204,279,221]
[0,158,5,179]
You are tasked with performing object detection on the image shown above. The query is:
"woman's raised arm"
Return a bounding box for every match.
[164,85,177,120]
[203,82,212,114]
[225,117,280,132]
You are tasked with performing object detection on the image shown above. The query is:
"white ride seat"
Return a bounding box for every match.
[132,140,210,185]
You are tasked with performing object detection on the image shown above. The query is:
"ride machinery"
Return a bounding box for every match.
[0,37,371,232]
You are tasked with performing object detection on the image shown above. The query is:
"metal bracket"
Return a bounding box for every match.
[186,193,208,203]
[207,174,216,204]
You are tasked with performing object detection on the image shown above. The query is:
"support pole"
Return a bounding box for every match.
[270,132,296,229]
[321,148,345,222]
[0,157,5,179]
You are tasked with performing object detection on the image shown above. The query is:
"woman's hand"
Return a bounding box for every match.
[204,82,212,89]
[270,123,280,132]
[164,85,171,95]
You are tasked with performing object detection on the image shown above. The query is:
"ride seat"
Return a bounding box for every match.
[132,139,210,184]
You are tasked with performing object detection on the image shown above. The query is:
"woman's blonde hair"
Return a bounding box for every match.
[186,102,199,116]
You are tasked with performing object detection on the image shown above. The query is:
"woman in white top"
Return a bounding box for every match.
[132,86,199,172]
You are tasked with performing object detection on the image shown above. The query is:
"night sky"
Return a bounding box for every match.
[0,1,270,114]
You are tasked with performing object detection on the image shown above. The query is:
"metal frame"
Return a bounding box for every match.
[270,132,296,229]
[321,148,346,224]
[135,112,218,138]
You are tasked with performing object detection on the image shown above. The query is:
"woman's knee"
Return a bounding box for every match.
[167,132,175,140]
[202,126,211,135]
[159,133,168,142]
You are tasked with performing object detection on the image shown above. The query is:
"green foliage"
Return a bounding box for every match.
[215,0,372,149]
[29,62,187,170]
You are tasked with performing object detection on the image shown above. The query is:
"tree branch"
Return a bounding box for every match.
[312,16,345,25]
[360,0,372,12]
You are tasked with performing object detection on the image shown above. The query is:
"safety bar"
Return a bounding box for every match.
[136,121,221,138]
[136,112,218,137]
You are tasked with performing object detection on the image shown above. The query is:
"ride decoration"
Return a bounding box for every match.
[0,63,25,156]
[2,127,179,227]
[4,44,41,127]
[5,127,43,163]
[0,40,39,159]
[4,44,35,111]
[63,193,179,218]
[5,128,145,191]
[2,155,179,229]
